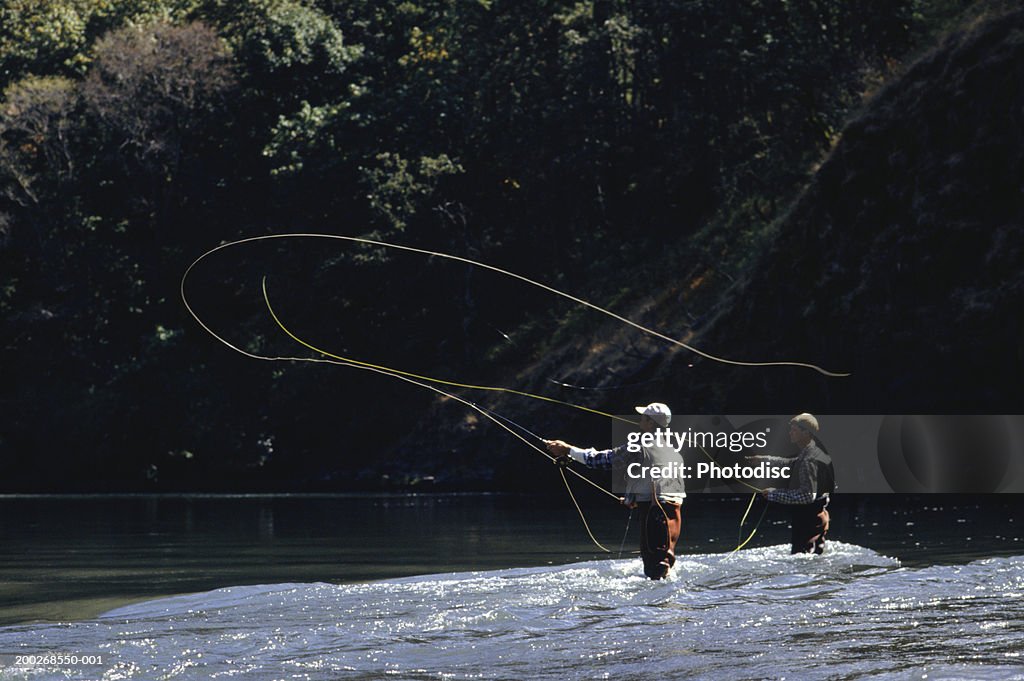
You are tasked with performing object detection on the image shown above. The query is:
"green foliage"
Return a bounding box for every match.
[202,0,361,105]
[263,99,349,177]
[361,152,464,233]
[0,75,77,206]
[0,0,103,81]
[222,0,357,72]
[0,0,201,85]
[0,0,992,490]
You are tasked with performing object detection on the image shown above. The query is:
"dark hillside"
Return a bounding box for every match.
[1,1,1011,491]
[396,6,1024,490]
[665,7,1024,414]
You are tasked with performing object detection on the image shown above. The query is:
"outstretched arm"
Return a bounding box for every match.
[746,454,795,465]
[545,440,623,470]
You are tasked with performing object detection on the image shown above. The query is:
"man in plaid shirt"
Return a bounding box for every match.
[751,413,835,554]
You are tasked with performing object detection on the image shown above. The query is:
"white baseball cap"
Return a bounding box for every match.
[635,402,671,427]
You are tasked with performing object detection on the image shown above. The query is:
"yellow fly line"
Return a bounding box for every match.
[180,232,825,555]
[256,272,768,498]
[258,275,768,553]
[258,276,635,425]
[722,492,769,559]
[182,233,851,377]
[180,233,828,494]
[180,256,622,551]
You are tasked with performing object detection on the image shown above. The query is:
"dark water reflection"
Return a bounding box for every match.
[0,493,1020,625]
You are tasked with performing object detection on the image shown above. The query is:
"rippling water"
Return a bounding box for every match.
[2,543,1022,680]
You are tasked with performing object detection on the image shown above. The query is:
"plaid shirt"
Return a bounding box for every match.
[764,442,829,505]
[568,444,628,469]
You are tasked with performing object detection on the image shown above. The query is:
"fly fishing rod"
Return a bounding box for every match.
[181,233,832,557]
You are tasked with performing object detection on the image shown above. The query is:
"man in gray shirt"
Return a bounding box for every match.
[546,402,684,579]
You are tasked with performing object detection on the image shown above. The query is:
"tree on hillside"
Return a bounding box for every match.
[82,20,234,178]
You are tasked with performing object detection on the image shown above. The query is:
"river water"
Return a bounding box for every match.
[0,494,1022,679]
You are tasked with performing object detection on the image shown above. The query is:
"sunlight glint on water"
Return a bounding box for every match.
[1,543,1023,680]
